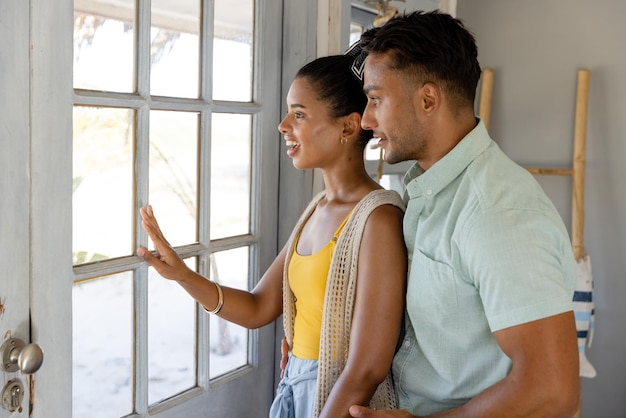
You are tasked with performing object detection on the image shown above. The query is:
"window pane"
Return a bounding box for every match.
[73,273,133,418]
[151,0,200,98]
[73,106,134,263]
[73,3,134,92]
[149,110,198,246]
[213,0,254,101]
[209,248,249,378]
[148,260,197,404]
[210,113,252,239]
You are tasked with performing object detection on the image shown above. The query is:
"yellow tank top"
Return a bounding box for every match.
[288,212,352,360]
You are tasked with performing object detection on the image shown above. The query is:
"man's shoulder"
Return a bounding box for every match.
[463,144,547,210]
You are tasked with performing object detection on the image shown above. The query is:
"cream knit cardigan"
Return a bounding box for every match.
[282,189,405,416]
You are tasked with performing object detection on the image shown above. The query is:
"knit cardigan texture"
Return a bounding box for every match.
[282,189,405,416]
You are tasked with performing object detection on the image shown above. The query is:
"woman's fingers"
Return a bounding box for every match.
[137,246,158,263]
[138,205,185,280]
[140,206,171,246]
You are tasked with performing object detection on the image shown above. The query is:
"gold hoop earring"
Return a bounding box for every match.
[340,136,347,144]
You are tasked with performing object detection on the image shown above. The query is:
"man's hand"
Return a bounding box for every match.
[349,406,414,418]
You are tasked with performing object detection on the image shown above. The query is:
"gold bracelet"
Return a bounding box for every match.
[204,280,224,315]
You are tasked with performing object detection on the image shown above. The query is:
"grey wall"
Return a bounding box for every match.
[458,1,626,416]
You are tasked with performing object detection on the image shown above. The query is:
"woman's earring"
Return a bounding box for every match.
[340,136,347,144]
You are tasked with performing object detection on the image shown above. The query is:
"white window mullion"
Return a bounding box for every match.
[134,103,151,415]
[200,0,214,102]
[136,0,151,98]
[134,0,152,412]
[196,0,214,390]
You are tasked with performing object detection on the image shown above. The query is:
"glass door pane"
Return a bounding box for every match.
[73,0,135,92]
[73,272,133,418]
[213,0,254,101]
[148,260,197,404]
[210,113,252,239]
[151,0,200,98]
[209,248,250,378]
[72,0,281,415]
[73,106,135,262]
[149,110,199,246]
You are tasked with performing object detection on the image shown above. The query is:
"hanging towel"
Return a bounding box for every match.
[572,255,597,378]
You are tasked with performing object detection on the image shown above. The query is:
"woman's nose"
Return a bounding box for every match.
[278,115,290,134]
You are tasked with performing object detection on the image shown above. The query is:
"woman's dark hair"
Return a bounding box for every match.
[296,55,373,148]
[360,10,482,108]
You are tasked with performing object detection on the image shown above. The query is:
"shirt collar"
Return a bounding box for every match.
[403,118,492,199]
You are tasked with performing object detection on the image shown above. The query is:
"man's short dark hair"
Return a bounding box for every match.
[360,10,482,108]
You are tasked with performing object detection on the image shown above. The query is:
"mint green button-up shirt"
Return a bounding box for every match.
[394,119,576,415]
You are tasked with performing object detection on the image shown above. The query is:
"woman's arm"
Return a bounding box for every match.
[319,204,407,418]
[138,205,284,329]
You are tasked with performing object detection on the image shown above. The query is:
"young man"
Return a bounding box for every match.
[349,11,580,418]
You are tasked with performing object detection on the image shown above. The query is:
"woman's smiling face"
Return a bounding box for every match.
[278,77,344,170]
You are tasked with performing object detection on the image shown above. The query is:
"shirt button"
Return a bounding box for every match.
[426,189,433,196]
[404,340,411,348]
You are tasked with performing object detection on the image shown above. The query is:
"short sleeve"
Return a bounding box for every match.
[462,208,576,331]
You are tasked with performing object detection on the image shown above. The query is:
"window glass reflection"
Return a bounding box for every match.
[213,0,254,101]
[210,113,252,239]
[148,260,197,404]
[151,0,200,98]
[74,2,134,92]
[209,248,249,378]
[149,110,198,247]
[73,106,134,263]
[73,273,133,418]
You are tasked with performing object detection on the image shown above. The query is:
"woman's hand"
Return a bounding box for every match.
[137,205,192,282]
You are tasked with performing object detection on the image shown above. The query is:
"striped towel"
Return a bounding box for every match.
[573,255,596,378]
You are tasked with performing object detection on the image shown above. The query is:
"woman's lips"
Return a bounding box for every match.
[286,140,299,156]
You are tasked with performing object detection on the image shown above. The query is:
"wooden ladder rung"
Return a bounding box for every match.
[525,167,574,176]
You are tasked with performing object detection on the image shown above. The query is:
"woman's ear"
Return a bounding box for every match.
[342,112,362,139]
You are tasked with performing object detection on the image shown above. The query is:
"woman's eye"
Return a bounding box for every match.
[295,112,304,119]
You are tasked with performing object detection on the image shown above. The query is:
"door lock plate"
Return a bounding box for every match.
[1,379,24,412]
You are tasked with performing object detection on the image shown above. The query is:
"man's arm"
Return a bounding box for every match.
[350,311,580,418]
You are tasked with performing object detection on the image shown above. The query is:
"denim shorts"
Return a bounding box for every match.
[269,354,319,418]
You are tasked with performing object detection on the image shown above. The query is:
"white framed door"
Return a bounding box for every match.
[70,0,283,416]
[0,1,74,417]
[1,0,283,416]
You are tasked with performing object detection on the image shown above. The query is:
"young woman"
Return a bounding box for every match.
[138,54,407,418]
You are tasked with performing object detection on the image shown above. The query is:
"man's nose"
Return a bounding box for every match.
[361,104,376,131]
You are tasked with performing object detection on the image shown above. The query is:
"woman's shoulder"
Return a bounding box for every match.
[358,189,405,212]
[345,189,404,234]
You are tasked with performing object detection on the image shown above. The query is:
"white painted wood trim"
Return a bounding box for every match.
[29,0,74,416]
[0,0,31,415]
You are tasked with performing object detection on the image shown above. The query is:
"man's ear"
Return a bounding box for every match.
[417,82,441,114]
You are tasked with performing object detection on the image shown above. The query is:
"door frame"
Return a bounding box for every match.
[29,0,74,416]
[0,1,38,416]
